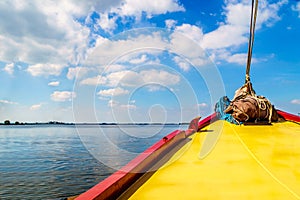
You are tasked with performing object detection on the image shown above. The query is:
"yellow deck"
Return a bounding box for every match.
[127,120,300,199]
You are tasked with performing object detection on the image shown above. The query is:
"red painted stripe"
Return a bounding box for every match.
[277,110,300,123]
[198,113,217,129]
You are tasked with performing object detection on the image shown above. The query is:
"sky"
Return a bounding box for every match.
[0,0,299,123]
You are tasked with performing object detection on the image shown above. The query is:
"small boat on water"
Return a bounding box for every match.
[75,0,300,199]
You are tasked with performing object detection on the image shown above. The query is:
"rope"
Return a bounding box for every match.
[232,95,274,123]
[245,0,259,83]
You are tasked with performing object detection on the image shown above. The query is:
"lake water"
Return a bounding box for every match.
[0,124,186,200]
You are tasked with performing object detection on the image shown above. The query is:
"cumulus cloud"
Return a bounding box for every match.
[207,0,283,49]
[48,81,60,87]
[0,0,287,74]
[88,32,167,67]
[80,75,108,86]
[140,69,180,85]
[173,56,190,71]
[291,99,300,105]
[225,53,248,65]
[165,19,177,29]
[120,104,137,109]
[50,91,76,102]
[96,13,118,34]
[90,0,184,35]
[0,0,90,65]
[175,23,203,43]
[3,63,14,75]
[0,99,18,105]
[97,87,129,97]
[87,30,210,72]
[27,63,65,77]
[106,70,142,87]
[199,0,287,64]
[145,85,165,92]
[80,70,141,87]
[129,54,148,64]
[117,0,185,19]
[67,67,90,80]
[30,103,42,110]
[107,99,136,109]
[81,69,180,89]
[104,64,126,73]
[202,24,247,50]
[85,0,285,70]
[197,103,208,108]
[108,99,119,108]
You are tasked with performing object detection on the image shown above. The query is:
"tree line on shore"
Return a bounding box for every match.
[0,120,189,126]
[0,120,69,125]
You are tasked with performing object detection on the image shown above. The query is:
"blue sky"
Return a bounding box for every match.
[0,0,299,123]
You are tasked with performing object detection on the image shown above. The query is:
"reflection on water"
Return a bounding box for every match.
[0,125,185,199]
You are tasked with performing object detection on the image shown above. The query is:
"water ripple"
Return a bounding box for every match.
[0,125,184,199]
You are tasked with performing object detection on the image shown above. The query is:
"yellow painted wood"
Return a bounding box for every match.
[128,121,300,200]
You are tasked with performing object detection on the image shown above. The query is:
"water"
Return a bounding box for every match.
[0,124,186,200]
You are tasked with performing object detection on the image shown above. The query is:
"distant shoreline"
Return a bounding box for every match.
[0,122,189,126]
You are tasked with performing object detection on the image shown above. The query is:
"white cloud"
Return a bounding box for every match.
[291,99,300,105]
[169,31,209,67]
[48,81,60,87]
[67,67,90,80]
[165,19,177,29]
[145,85,164,92]
[197,103,208,108]
[30,103,42,110]
[120,104,136,109]
[3,63,14,75]
[140,69,180,85]
[226,53,248,65]
[80,75,108,86]
[107,99,136,109]
[129,54,148,64]
[117,0,185,19]
[200,0,287,64]
[96,13,118,34]
[82,0,185,38]
[50,91,76,102]
[0,100,18,105]
[175,23,203,43]
[104,64,126,73]
[88,32,167,67]
[202,24,248,50]
[80,70,140,87]
[212,50,260,65]
[97,87,129,97]
[81,68,181,90]
[88,30,208,71]
[0,1,91,65]
[173,56,190,71]
[108,99,119,108]
[106,70,142,87]
[27,63,65,77]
